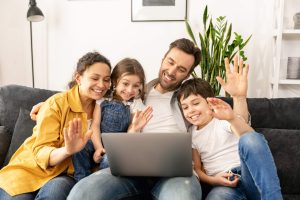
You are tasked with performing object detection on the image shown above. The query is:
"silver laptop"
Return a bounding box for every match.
[102,133,192,177]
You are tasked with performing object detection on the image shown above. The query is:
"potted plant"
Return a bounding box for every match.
[186,5,252,96]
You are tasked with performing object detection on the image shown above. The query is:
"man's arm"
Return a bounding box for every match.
[216,56,249,122]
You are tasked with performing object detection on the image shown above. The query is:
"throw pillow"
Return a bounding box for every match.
[0,126,12,168]
[4,108,36,166]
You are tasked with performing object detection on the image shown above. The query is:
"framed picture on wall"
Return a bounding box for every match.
[131,0,187,22]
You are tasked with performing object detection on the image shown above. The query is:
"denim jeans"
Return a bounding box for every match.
[206,131,283,200]
[67,168,202,200]
[0,175,75,200]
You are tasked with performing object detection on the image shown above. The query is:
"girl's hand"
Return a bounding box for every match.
[128,106,153,133]
[63,118,92,155]
[93,147,105,163]
[207,98,234,121]
[212,171,239,187]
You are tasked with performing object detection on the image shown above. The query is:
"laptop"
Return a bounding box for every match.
[102,133,192,177]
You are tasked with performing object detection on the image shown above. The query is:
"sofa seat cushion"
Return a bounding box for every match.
[256,128,300,194]
[4,108,35,166]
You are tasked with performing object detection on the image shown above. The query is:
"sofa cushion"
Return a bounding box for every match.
[256,128,300,194]
[0,126,11,167]
[4,108,35,166]
[0,85,57,134]
[248,98,300,130]
[221,98,300,130]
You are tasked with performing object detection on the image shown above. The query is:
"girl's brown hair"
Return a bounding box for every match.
[68,51,111,89]
[110,58,146,101]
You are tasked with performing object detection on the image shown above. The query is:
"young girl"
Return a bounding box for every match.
[72,58,153,181]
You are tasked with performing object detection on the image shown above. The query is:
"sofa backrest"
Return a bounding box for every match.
[247,98,300,130]
[221,97,300,129]
[248,98,300,195]
[0,85,57,167]
[0,85,57,132]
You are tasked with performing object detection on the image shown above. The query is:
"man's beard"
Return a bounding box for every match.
[158,73,182,92]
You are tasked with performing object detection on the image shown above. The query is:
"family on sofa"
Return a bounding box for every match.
[0,38,282,200]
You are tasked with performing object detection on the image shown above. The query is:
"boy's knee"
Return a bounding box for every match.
[239,132,266,153]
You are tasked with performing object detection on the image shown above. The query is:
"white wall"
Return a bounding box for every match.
[0,0,278,97]
[0,0,31,87]
[0,0,47,88]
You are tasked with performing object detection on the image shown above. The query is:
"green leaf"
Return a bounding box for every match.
[185,21,197,44]
[185,5,251,96]
[203,6,208,30]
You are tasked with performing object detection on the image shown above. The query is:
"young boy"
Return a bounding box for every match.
[177,67,283,199]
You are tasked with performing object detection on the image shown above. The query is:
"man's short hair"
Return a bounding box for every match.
[165,38,201,74]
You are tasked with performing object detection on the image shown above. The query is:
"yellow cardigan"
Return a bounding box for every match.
[0,85,88,196]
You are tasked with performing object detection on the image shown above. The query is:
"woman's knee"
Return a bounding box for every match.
[36,176,75,200]
[0,188,34,200]
[68,170,143,200]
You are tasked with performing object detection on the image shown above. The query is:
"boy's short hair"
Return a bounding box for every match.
[177,78,215,102]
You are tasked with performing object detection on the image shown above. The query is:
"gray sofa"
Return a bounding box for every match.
[0,84,299,199]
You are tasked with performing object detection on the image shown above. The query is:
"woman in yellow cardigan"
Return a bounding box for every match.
[0,52,112,199]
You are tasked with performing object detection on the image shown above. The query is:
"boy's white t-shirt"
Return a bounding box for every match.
[142,87,181,133]
[191,118,240,176]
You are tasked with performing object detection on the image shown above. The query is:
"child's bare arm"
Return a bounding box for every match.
[207,98,253,137]
[193,149,215,185]
[91,104,105,163]
[193,149,239,187]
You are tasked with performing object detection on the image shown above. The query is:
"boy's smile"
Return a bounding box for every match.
[180,94,213,130]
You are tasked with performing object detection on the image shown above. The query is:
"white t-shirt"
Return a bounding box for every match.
[191,118,240,176]
[142,87,181,133]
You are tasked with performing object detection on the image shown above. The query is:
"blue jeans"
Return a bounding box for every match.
[0,175,75,200]
[72,140,110,182]
[206,132,283,200]
[67,168,202,200]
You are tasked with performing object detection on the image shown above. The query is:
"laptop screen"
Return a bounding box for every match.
[102,133,192,177]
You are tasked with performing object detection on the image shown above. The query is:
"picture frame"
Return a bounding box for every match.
[131,0,187,22]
